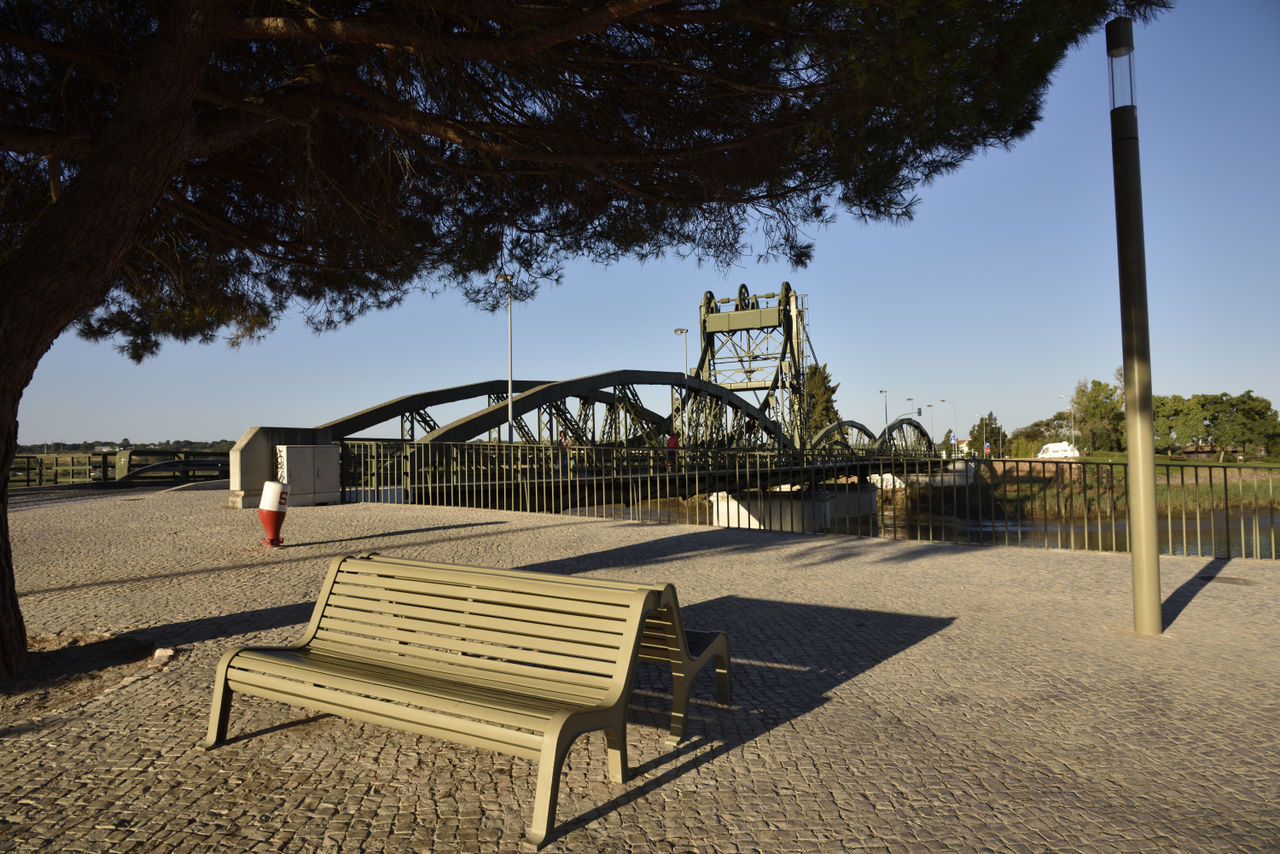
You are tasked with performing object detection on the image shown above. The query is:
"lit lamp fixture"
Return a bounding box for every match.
[1106,16,1161,636]
[1107,18,1136,110]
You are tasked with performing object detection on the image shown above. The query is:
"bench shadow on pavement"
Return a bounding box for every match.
[132,602,315,648]
[563,595,954,837]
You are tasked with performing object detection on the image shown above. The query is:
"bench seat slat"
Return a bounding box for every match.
[319,603,629,656]
[309,622,624,683]
[277,646,611,706]
[327,582,633,635]
[333,561,645,600]
[330,577,636,619]
[306,631,616,700]
[349,558,661,597]
[225,666,544,760]
[228,650,586,729]
[332,569,642,611]
[316,611,625,663]
[322,594,632,647]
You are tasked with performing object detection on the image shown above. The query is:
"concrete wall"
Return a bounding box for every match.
[227,426,332,509]
[709,490,836,533]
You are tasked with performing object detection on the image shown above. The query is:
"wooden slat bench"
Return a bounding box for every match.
[354,554,733,741]
[203,553,659,846]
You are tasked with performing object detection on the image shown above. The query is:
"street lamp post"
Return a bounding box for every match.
[497,273,514,444]
[927,404,935,442]
[1058,393,1076,444]
[1108,16,1161,635]
[674,328,688,438]
[940,399,957,454]
[879,389,888,427]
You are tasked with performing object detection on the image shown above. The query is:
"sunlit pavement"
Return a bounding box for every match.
[5,488,1277,852]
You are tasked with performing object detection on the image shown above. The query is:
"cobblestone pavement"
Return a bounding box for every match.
[4,488,1277,852]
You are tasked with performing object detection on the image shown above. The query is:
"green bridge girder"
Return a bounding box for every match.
[319,369,790,449]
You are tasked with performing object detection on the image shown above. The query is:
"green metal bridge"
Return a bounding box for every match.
[316,283,936,517]
[319,284,935,457]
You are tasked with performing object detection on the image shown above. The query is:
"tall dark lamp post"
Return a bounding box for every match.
[674,328,688,438]
[1108,17,1161,635]
[497,273,514,444]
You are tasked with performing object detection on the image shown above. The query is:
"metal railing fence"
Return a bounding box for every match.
[7,450,229,488]
[8,454,107,487]
[339,440,1278,560]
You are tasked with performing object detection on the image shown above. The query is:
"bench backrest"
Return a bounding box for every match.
[300,555,656,707]
[345,554,696,667]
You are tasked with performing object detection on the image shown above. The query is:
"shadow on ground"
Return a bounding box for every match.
[564,595,954,841]
[0,632,158,730]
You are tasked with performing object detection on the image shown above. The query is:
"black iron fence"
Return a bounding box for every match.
[340,441,1279,560]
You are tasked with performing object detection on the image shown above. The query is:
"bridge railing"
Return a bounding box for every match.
[337,440,1279,560]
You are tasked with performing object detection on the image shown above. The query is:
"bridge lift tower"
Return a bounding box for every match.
[677,282,814,450]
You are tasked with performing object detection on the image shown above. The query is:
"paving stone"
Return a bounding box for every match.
[3,490,1277,851]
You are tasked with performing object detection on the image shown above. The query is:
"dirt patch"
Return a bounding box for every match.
[0,632,169,728]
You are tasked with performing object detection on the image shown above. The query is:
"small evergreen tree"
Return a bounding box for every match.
[802,363,843,444]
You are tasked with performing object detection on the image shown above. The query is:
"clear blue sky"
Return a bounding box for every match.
[17,0,1280,446]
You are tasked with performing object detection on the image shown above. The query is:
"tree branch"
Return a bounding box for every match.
[228,0,670,60]
[0,126,90,160]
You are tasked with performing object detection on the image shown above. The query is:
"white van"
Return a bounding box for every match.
[1036,441,1081,459]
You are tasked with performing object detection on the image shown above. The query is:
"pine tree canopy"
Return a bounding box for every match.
[0,0,1169,677]
[2,0,1167,358]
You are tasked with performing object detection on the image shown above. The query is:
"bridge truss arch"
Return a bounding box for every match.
[322,370,789,449]
[876,417,935,457]
[808,420,879,453]
[809,417,935,457]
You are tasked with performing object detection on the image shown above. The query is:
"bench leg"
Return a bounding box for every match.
[713,644,732,706]
[203,676,232,749]
[203,648,244,749]
[528,717,628,847]
[604,723,628,783]
[668,635,732,743]
[528,733,573,847]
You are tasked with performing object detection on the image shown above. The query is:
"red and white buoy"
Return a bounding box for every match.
[258,480,289,547]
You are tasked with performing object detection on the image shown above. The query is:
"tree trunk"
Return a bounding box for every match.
[0,390,26,677]
[0,0,228,678]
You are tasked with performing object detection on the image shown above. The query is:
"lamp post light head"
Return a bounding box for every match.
[674,328,687,335]
[1106,17,1136,110]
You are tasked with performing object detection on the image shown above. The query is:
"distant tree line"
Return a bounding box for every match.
[1009,373,1280,461]
[17,439,235,454]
